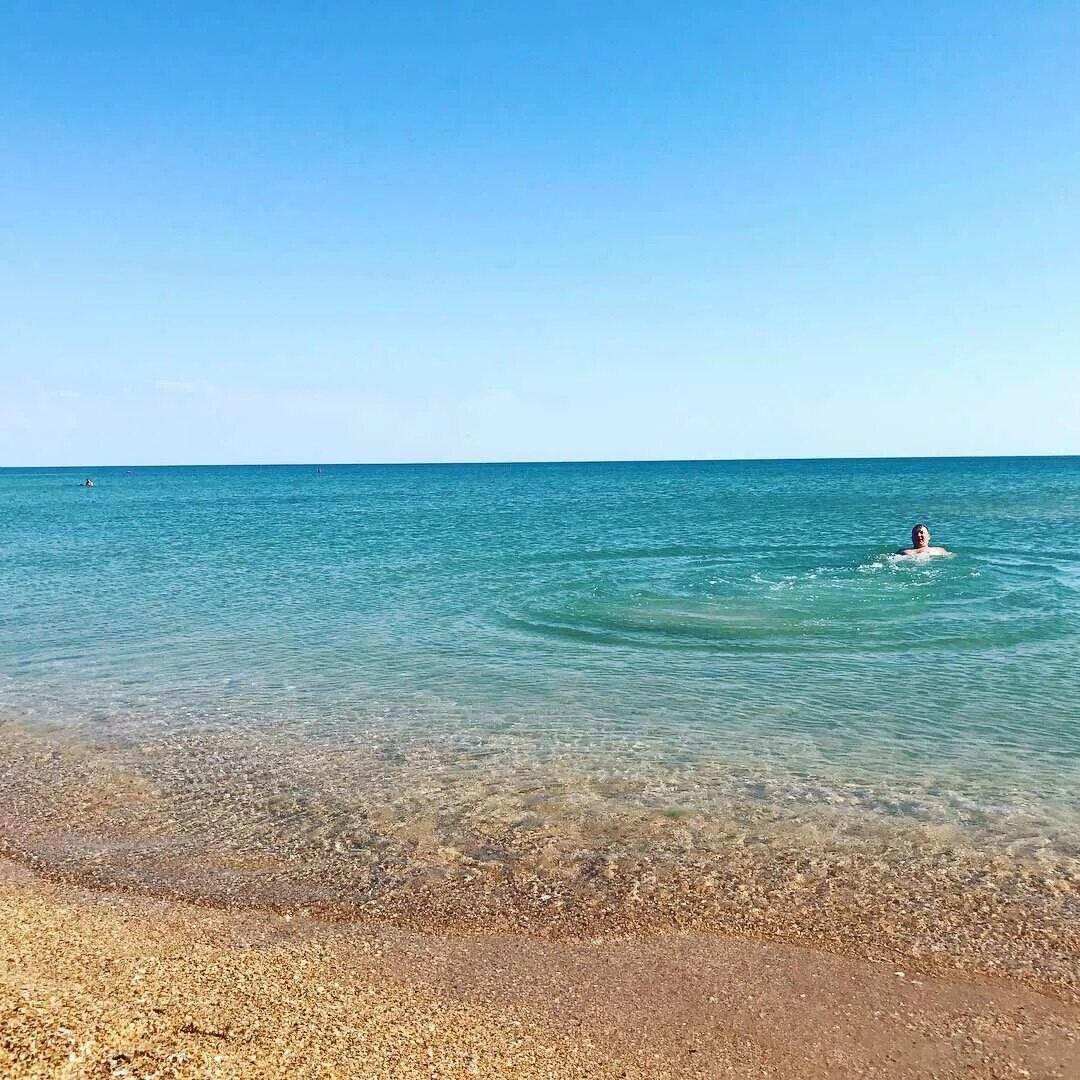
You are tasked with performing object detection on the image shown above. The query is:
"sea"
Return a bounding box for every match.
[1,458,1078,934]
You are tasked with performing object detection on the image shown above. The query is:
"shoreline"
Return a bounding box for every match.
[2,858,1078,1079]
[2,718,1078,1007]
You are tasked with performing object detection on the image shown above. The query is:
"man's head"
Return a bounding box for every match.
[911,523,931,549]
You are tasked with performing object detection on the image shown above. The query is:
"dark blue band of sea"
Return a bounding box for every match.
[1,458,1078,990]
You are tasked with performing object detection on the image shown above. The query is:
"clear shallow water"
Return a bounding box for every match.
[1,458,1079,893]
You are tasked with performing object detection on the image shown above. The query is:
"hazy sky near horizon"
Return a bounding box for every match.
[3,2,1079,465]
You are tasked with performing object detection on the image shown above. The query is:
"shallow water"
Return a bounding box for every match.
[1,458,1078,919]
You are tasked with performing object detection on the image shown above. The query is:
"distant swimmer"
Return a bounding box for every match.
[897,523,951,557]
[82,478,95,487]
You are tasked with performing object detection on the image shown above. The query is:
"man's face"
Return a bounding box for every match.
[912,525,930,547]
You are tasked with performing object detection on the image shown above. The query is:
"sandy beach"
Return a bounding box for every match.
[2,717,1079,1076]
[1,854,1077,1079]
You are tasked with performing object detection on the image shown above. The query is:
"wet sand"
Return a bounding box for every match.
[1,858,1078,1079]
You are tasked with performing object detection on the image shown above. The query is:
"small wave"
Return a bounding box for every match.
[498,546,1068,656]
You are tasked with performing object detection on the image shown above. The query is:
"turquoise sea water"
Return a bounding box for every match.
[1,458,1079,900]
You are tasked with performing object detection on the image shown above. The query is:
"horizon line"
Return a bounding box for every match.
[3,451,1077,470]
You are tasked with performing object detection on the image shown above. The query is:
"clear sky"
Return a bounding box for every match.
[2,2,1078,465]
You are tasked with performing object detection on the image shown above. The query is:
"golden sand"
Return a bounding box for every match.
[1,859,1077,1079]
[2,723,1078,1075]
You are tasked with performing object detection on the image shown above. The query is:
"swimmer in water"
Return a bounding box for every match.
[82,478,94,488]
[897,523,951,557]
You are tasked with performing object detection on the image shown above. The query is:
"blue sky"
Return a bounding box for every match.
[2,2,1078,464]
